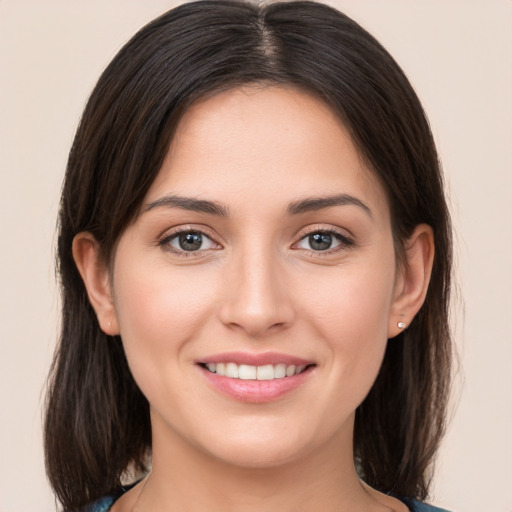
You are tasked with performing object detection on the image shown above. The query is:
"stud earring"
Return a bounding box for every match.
[397,321,406,329]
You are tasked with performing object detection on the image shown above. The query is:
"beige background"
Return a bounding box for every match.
[1,1,511,511]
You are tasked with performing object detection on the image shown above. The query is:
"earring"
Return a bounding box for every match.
[397,321,406,329]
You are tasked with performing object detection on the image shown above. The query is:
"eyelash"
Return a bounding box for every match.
[158,227,354,257]
[158,227,221,258]
[293,228,355,255]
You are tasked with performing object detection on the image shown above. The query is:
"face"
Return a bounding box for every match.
[111,86,400,469]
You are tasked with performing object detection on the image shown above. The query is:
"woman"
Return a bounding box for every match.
[44,1,453,511]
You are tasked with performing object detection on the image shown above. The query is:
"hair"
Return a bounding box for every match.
[44,1,453,510]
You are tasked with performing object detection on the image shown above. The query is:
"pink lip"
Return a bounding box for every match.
[199,366,313,403]
[197,352,316,403]
[198,351,313,367]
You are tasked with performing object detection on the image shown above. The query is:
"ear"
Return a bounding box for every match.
[388,224,434,338]
[72,232,120,336]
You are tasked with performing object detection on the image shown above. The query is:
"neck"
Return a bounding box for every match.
[128,414,394,512]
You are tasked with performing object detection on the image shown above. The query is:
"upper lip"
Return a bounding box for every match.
[198,351,314,367]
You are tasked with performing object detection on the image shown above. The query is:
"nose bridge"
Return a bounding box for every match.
[219,233,294,336]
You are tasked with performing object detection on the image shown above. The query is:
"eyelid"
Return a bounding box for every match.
[292,225,355,252]
[158,225,223,255]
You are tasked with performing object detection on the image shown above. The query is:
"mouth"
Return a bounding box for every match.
[197,353,316,403]
[199,362,311,380]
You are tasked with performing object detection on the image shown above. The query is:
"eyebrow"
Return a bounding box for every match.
[145,195,230,216]
[145,193,372,218]
[287,194,373,218]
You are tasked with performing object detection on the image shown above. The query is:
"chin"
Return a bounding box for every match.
[192,419,332,470]
[207,440,307,470]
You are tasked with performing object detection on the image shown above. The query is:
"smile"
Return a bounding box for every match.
[197,353,316,403]
[202,362,308,380]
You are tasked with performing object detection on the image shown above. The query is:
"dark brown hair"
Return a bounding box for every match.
[45,1,453,510]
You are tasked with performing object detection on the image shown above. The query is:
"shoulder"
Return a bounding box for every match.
[80,495,116,512]
[403,498,452,512]
[80,481,139,512]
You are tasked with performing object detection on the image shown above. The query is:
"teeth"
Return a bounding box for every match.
[285,364,296,377]
[225,362,239,379]
[239,364,256,380]
[204,362,308,380]
[274,364,286,378]
[257,364,274,380]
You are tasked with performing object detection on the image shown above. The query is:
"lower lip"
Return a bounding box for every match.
[199,366,313,403]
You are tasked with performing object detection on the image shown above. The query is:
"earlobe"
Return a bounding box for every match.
[388,224,434,338]
[72,232,119,335]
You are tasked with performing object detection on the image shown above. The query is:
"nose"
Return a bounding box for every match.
[218,243,295,337]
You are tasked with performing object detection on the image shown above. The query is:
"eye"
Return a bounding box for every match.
[295,230,353,252]
[161,230,218,253]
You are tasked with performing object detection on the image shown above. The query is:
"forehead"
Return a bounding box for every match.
[145,86,389,219]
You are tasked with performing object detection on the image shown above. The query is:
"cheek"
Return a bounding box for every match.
[300,262,395,398]
[305,262,395,338]
[112,262,217,379]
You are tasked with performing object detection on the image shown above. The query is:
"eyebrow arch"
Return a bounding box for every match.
[287,194,372,218]
[145,195,229,216]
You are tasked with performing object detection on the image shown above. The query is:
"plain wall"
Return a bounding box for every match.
[1,1,511,511]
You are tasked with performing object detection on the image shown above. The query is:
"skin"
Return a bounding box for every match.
[74,86,434,512]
